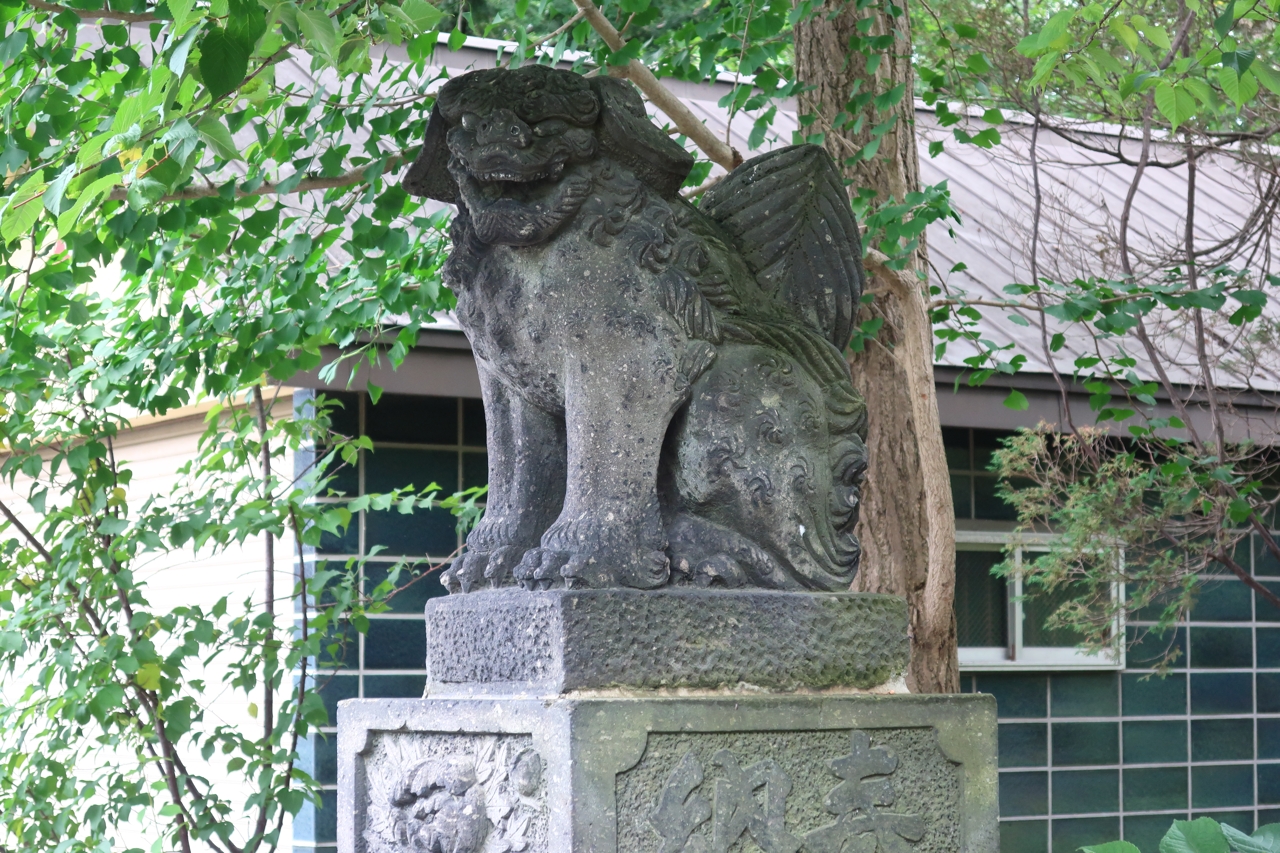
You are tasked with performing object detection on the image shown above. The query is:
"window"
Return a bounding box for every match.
[946,427,1122,670]
[956,535,1124,671]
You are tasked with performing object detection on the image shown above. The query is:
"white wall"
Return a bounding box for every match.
[0,397,298,850]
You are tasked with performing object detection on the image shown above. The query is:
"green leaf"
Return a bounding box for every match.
[399,0,441,32]
[1109,20,1139,51]
[198,26,250,100]
[367,381,383,405]
[1154,82,1195,131]
[43,165,73,215]
[166,0,196,31]
[198,115,242,160]
[1222,823,1280,853]
[1253,62,1280,95]
[448,27,466,51]
[1219,67,1259,107]
[0,169,45,243]
[1082,843,1143,853]
[57,173,119,234]
[1131,14,1170,50]
[1214,0,1236,37]
[227,0,266,46]
[1017,8,1075,55]
[1030,52,1060,87]
[606,39,642,66]
[1003,389,1029,410]
[1227,497,1254,524]
[126,177,167,210]
[965,53,991,74]
[1160,818,1229,853]
[168,21,202,75]
[0,29,27,64]
[1221,49,1256,77]
[136,662,163,691]
[89,684,126,721]
[298,9,340,62]
[1182,77,1214,107]
[161,117,201,166]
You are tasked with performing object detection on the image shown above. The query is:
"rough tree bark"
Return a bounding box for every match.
[794,0,960,693]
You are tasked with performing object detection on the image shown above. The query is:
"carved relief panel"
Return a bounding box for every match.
[361,733,548,853]
[616,729,960,853]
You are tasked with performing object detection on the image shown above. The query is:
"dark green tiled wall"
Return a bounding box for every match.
[968,567,1279,853]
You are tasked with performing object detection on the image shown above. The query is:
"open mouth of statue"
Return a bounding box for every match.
[462,158,570,206]
[472,160,566,184]
[448,149,592,246]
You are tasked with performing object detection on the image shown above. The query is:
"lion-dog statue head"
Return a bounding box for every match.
[405,64,693,246]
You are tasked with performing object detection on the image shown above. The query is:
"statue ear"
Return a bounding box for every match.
[403,105,458,203]
[590,76,693,199]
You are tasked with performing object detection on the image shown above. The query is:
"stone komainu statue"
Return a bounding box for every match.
[404,64,868,593]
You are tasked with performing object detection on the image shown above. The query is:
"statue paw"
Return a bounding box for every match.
[514,547,569,590]
[559,547,670,590]
[689,554,748,588]
[444,550,490,593]
[482,545,525,587]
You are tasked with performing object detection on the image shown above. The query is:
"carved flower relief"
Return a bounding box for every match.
[365,738,545,853]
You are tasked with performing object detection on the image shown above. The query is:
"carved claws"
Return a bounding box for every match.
[443,545,527,593]
[510,545,671,590]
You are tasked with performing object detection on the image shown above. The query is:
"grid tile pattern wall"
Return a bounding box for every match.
[947,427,1280,852]
[292,390,487,853]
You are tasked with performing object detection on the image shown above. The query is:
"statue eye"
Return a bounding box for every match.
[460,113,478,131]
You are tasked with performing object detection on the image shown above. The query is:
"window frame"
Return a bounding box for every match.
[956,530,1126,672]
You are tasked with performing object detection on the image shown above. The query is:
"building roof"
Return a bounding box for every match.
[276,36,1280,396]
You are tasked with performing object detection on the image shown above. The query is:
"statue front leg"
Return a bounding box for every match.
[517,346,687,590]
[444,360,566,592]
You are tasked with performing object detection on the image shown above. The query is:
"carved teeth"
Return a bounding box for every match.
[471,161,566,185]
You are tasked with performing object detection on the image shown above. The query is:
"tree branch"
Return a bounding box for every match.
[1214,548,1280,613]
[0,497,54,564]
[250,384,274,851]
[506,8,585,65]
[107,151,414,203]
[570,0,742,172]
[25,0,161,22]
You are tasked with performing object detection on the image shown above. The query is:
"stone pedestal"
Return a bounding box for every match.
[337,590,999,853]
[425,588,911,694]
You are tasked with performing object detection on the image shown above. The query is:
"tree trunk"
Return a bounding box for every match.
[794,0,959,693]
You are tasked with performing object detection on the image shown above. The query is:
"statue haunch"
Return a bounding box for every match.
[404,65,869,593]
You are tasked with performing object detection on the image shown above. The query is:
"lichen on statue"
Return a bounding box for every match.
[403,63,869,593]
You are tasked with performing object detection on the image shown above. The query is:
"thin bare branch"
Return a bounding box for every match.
[680,173,725,199]
[250,384,275,851]
[107,151,415,203]
[570,0,742,171]
[509,9,585,64]
[1214,548,1280,612]
[0,497,54,564]
[25,0,160,22]
[1028,107,1080,437]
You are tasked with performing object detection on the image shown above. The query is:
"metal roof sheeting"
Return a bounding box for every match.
[277,38,1280,393]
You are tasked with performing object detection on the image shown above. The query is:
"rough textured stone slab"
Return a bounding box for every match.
[338,693,999,853]
[424,588,909,694]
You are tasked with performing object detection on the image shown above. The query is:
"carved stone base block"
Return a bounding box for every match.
[425,588,911,695]
[338,694,998,853]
